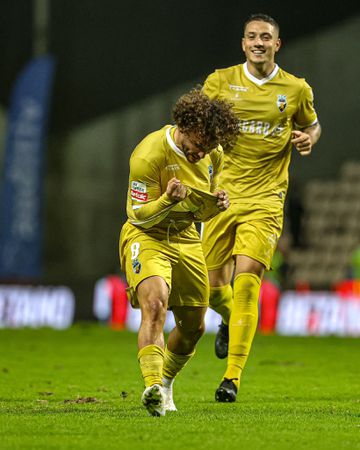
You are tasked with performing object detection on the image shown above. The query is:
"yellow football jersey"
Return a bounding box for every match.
[203,62,318,203]
[124,125,223,241]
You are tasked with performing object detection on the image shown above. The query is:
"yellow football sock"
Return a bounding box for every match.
[223,273,261,389]
[209,284,233,325]
[137,345,164,387]
[162,346,195,380]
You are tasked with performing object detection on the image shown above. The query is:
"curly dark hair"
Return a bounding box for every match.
[172,88,239,150]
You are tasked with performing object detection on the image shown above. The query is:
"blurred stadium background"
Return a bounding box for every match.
[0,0,360,332]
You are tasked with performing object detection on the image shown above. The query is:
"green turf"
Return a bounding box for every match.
[0,324,359,450]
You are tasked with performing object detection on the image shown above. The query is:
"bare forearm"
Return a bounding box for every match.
[303,122,321,146]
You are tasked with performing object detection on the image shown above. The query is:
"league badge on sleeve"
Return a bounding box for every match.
[277,94,287,113]
[131,181,148,202]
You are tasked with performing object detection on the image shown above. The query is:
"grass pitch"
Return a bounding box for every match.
[0,324,359,450]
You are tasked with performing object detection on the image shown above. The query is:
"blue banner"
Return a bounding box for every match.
[0,55,55,279]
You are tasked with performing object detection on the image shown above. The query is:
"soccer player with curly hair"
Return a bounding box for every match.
[119,88,239,416]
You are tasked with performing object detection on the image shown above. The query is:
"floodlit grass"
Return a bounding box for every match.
[0,324,359,450]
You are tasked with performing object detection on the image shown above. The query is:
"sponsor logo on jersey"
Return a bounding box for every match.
[277,94,287,112]
[239,119,271,135]
[229,84,248,92]
[270,123,286,136]
[165,164,180,171]
[228,84,248,100]
[131,181,148,202]
[132,258,142,274]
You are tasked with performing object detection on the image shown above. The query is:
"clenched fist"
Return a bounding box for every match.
[166,178,187,202]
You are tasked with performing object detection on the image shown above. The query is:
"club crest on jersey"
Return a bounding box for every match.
[277,95,287,113]
[132,258,142,274]
[208,164,213,182]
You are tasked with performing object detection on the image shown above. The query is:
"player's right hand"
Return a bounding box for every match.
[214,190,230,211]
[166,178,187,202]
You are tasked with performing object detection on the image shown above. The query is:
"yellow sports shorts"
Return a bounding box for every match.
[201,201,283,271]
[119,222,209,308]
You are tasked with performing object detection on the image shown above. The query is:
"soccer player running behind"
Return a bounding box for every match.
[119,89,239,416]
[201,13,321,402]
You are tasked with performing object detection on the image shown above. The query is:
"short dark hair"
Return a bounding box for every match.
[243,13,280,35]
[172,88,239,150]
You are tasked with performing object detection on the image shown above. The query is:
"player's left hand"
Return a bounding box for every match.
[214,190,230,211]
[291,130,312,156]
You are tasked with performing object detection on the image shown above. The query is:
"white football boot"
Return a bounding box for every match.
[162,378,177,412]
[141,384,166,417]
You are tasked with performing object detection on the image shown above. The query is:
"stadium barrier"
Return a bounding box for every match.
[93,276,360,337]
[0,284,75,329]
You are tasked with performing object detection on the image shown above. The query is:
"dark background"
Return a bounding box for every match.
[1,1,360,132]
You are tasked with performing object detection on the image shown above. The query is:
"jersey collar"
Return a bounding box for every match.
[243,62,279,85]
[166,126,187,159]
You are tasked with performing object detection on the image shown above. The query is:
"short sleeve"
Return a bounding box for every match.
[293,80,318,129]
[202,71,220,100]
